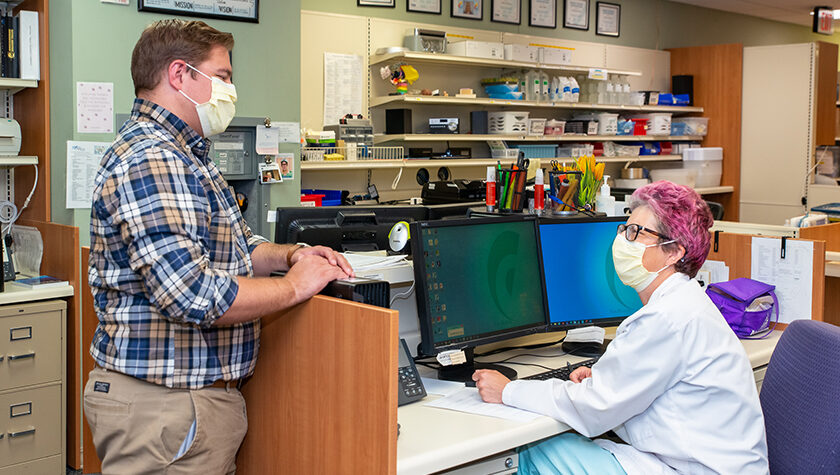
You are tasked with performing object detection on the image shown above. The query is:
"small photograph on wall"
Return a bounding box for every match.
[277,153,295,180]
[452,0,483,20]
[259,162,283,184]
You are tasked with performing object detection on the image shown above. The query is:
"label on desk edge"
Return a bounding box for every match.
[437,349,467,366]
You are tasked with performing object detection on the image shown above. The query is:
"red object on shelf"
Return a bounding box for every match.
[630,118,648,136]
[591,142,604,156]
[660,142,673,155]
[300,194,325,207]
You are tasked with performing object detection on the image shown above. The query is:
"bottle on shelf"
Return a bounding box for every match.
[570,76,580,103]
[550,76,560,102]
[596,175,616,216]
[540,71,550,103]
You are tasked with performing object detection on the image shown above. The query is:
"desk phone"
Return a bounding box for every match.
[398,338,426,406]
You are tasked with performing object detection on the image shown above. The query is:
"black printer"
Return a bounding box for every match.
[421,179,486,204]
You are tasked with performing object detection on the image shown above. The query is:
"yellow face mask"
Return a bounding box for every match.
[612,233,674,292]
[179,63,237,137]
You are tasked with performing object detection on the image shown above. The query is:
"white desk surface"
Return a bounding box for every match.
[398,330,783,475]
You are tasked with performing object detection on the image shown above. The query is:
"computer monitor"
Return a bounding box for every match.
[538,216,643,357]
[275,206,429,252]
[411,216,549,382]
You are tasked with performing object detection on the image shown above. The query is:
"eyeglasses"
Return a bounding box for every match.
[617,223,672,242]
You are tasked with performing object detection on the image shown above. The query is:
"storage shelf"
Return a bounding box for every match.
[371,95,704,114]
[0,77,38,94]
[369,51,642,76]
[0,155,37,166]
[373,134,703,144]
[301,155,682,171]
[695,186,734,195]
[0,282,74,306]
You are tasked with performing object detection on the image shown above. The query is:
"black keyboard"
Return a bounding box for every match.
[524,358,598,381]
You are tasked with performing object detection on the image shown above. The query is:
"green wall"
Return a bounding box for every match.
[302,0,840,50]
[49,0,301,245]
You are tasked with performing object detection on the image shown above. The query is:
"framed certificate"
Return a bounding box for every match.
[563,0,588,30]
[358,0,396,6]
[596,2,621,37]
[138,0,259,23]
[492,0,521,24]
[408,0,441,13]
[452,0,483,20]
[529,0,556,28]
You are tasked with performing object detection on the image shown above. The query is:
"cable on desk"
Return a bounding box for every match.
[390,282,416,306]
[474,336,567,358]
[481,361,555,372]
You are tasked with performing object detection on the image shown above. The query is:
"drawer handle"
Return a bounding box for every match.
[10,401,32,418]
[9,427,35,438]
[10,326,32,341]
[8,352,35,361]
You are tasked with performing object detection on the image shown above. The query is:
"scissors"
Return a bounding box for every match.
[549,160,566,171]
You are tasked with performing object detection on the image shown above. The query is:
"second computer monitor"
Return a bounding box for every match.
[539,217,642,331]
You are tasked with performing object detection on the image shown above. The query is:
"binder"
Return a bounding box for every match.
[17,10,38,80]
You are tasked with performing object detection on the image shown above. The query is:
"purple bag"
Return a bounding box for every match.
[706,278,779,339]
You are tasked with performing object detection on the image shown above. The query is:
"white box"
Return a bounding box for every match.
[683,147,723,187]
[541,47,572,65]
[447,40,505,60]
[18,10,40,80]
[504,44,539,62]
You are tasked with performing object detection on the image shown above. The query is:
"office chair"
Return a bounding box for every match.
[705,201,725,220]
[759,320,840,474]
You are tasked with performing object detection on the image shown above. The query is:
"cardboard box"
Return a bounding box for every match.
[447,40,505,60]
[542,47,572,65]
[504,44,540,62]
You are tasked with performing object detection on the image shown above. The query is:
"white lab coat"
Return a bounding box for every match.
[502,273,769,475]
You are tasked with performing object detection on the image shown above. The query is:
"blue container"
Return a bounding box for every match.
[670,122,688,136]
[301,189,342,206]
[484,83,519,94]
[514,144,558,160]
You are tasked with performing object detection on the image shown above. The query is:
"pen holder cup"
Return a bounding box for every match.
[547,171,581,215]
[495,168,528,213]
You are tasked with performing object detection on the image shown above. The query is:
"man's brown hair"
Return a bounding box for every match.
[131,19,234,95]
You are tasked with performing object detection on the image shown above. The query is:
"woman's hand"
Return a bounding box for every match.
[472,369,510,403]
[570,366,592,383]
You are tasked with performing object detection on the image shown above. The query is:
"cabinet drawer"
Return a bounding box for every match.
[0,385,62,467]
[0,454,61,474]
[0,306,63,390]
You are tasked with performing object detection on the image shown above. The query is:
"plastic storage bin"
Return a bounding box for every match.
[634,113,671,135]
[488,111,530,134]
[649,168,697,188]
[528,118,547,136]
[673,117,709,136]
[301,189,342,206]
[491,148,520,160]
[544,119,566,135]
[514,144,558,159]
[682,147,722,187]
[596,113,618,135]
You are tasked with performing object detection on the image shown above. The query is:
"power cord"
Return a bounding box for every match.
[389,282,415,306]
[0,164,38,235]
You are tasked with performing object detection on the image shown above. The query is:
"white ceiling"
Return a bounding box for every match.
[670,0,840,27]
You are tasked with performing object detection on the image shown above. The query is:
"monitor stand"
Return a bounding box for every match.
[436,347,518,383]
[561,339,612,359]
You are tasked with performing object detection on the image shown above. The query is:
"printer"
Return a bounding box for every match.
[421,179,486,204]
[0,119,21,156]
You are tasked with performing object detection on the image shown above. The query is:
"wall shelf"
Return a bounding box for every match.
[0,155,37,166]
[373,134,703,144]
[0,77,38,94]
[369,51,642,77]
[371,95,704,114]
[300,155,682,171]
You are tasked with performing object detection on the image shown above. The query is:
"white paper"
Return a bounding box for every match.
[323,53,363,127]
[750,237,814,324]
[255,126,279,155]
[272,122,301,144]
[425,388,541,422]
[77,82,114,134]
[700,259,730,284]
[342,253,408,271]
[530,0,556,27]
[66,141,110,208]
[421,377,465,397]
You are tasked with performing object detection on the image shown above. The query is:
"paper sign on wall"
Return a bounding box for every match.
[77,82,114,134]
[66,140,110,208]
[750,237,814,324]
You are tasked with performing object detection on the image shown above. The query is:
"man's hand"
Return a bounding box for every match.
[570,366,592,383]
[284,254,349,304]
[472,369,510,404]
[292,245,355,278]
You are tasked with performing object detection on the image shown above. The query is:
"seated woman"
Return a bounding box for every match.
[473,181,768,475]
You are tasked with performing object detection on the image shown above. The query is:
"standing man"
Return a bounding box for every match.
[84,19,352,473]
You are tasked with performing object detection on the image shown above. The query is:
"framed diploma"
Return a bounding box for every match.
[563,0,588,30]
[596,2,620,37]
[358,0,396,6]
[492,0,521,25]
[138,0,259,23]
[408,0,442,14]
[529,0,556,28]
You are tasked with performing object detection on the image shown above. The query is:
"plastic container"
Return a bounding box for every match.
[496,168,528,212]
[629,118,648,135]
[302,189,342,206]
[634,113,672,136]
[673,117,709,136]
[488,111,530,134]
[491,148,520,159]
[682,147,722,187]
[514,144,558,159]
[649,168,697,188]
[669,122,689,136]
[596,113,618,135]
[528,118,547,136]
[544,119,566,135]
[300,194,324,207]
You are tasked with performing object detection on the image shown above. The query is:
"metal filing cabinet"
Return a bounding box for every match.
[0,300,66,474]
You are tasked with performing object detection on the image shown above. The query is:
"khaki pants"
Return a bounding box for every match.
[84,367,248,475]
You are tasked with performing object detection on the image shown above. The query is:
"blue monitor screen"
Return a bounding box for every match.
[539,218,643,328]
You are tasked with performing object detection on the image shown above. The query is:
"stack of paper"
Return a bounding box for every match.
[342,252,408,272]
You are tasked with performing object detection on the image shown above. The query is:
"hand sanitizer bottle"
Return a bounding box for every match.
[596,175,616,216]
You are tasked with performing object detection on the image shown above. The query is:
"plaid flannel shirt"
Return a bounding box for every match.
[89,99,268,389]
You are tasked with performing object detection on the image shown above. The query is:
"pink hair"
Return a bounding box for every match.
[628,180,713,277]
